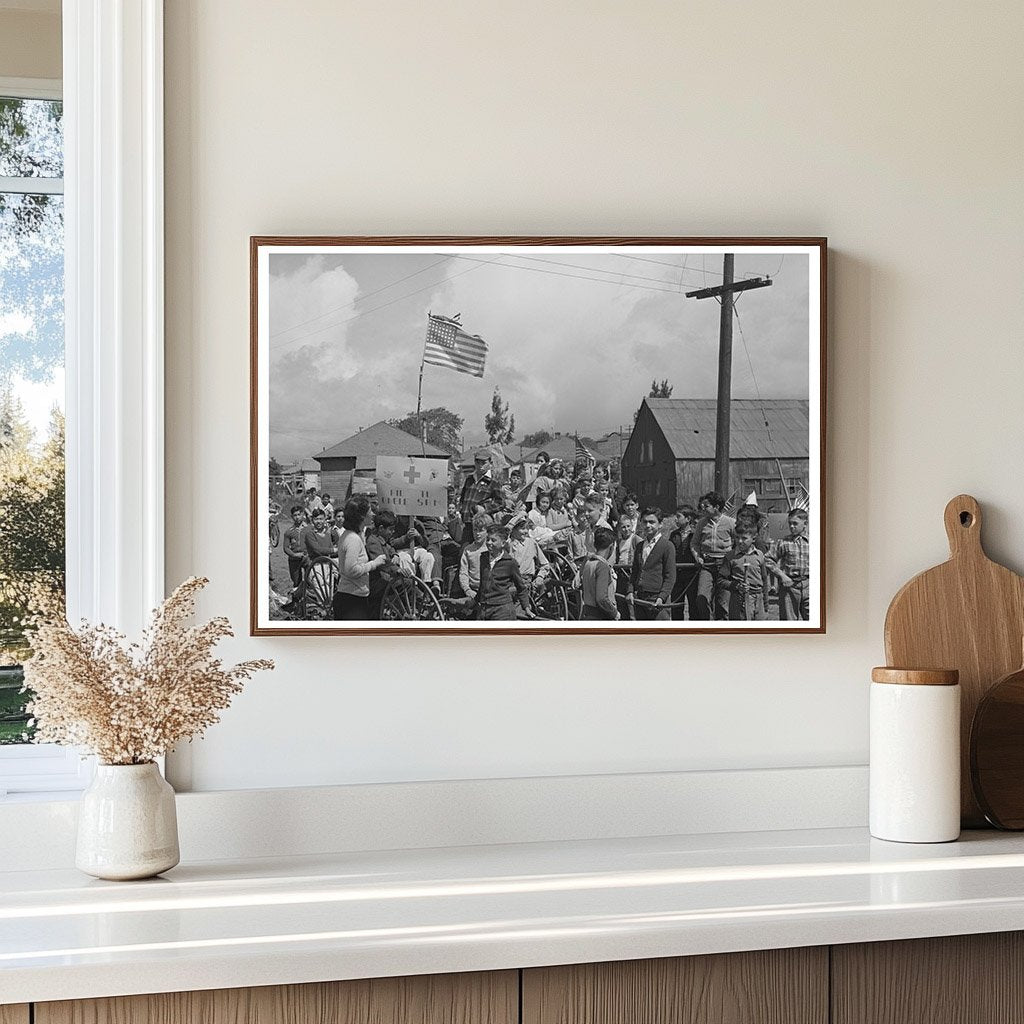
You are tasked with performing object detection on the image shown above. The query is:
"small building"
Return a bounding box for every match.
[622,398,810,513]
[313,421,451,501]
[273,457,320,496]
[520,432,598,467]
[591,429,632,465]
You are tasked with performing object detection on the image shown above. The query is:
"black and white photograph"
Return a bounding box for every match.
[251,238,825,634]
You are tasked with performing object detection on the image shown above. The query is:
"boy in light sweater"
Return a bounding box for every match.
[458,512,492,603]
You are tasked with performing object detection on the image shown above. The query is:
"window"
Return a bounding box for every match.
[0,87,64,750]
[1,9,166,797]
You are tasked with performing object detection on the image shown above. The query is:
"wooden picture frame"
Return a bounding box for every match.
[251,236,826,635]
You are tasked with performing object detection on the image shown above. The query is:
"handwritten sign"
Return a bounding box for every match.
[375,456,447,517]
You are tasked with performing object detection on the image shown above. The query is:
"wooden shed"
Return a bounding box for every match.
[313,421,451,501]
[621,398,811,513]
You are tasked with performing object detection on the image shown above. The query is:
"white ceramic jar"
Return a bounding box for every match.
[76,762,180,880]
[870,667,961,843]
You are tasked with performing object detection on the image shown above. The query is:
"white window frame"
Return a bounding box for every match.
[0,75,83,796]
[0,0,164,797]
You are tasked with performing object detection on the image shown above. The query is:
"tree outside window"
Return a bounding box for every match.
[0,94,65,744]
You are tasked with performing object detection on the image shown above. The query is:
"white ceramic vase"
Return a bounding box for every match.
[76,762,180,880]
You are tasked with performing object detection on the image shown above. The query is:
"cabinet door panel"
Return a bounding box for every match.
[36,971,518,1024]
[523,948,827,1024]
[832,932,1024,1024]
[0,1007,29,1024]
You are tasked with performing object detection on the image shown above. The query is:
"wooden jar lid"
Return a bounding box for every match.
[871,667,960,686]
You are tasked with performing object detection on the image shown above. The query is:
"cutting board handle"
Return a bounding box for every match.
[944,494,983,559]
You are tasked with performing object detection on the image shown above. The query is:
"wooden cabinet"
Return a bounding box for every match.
[34,972,518,1024]
[832,932,1024,1024]
[522,948,828,1024]
[13,933,1024,1024]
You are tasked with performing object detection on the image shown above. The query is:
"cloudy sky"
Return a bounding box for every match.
[267,248,810,463]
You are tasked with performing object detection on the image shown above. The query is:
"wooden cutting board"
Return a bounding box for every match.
[884,494,1024,826]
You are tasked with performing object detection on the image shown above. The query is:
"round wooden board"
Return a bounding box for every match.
[971,665,1024,829]
[884,495,1024,826]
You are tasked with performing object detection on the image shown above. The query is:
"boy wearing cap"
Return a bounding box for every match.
[508,512,550,588]
[460,452,504,521]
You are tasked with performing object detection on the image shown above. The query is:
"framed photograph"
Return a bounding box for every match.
[251,237,826,635]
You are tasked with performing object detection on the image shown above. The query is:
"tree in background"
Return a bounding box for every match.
[388,406,464,454]
[0,391,65,667]
[649,379,674,398]
[269,456,284,476]
[484,388,515,446]
[1,97,64,387]
[522,429,553,450]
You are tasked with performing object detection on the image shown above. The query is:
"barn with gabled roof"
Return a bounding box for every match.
[621,398,811,513]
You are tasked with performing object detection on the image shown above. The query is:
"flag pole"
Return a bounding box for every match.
[416,313,429,456]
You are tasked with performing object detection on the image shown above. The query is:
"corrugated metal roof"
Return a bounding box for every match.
[642,398,810,460]
[315,421,451,469]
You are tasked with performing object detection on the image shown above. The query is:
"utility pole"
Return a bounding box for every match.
[686,258,772,497]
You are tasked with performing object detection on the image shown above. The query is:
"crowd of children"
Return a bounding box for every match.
[275,452,811,623]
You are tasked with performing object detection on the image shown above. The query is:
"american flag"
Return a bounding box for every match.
[575,435,596,467]
[423,314,487,378]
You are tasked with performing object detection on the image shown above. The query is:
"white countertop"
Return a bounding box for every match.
[4,826,1024,1004]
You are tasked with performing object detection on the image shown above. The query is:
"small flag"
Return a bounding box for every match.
[423,314,487,378]
[790,483,812,512]
[574,435,596,467]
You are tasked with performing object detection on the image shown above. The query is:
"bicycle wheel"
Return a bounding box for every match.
[531,579,570,620]
[380,576,445,622]
[302,557,337,620]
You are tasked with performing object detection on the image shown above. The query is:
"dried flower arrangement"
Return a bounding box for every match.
[22,577,273,765]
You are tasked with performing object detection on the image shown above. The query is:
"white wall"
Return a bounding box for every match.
[164,1,1024,792]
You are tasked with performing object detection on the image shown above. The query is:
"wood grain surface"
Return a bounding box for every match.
[0,1007,29,1024]
[522,949,828,1024]
[871,667,959,686]
[884,494,1024,825]
[832,932,1024,1024]
[36,972,517,1024]
[970,659,1024,827]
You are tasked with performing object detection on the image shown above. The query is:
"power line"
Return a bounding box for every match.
[441,253,714,295]
[270,262,489,351]
[271,256,451,338]
[500,253,692,288]
[733,303,780,457]
[614,252,727,277]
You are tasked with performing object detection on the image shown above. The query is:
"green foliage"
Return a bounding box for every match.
[649,379,674,398]
[0,392,65,666]
[0,665,31,744]
[388,406,464,453]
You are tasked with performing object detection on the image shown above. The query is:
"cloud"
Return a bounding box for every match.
[267,250,811,462]
[269,255,361,378]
